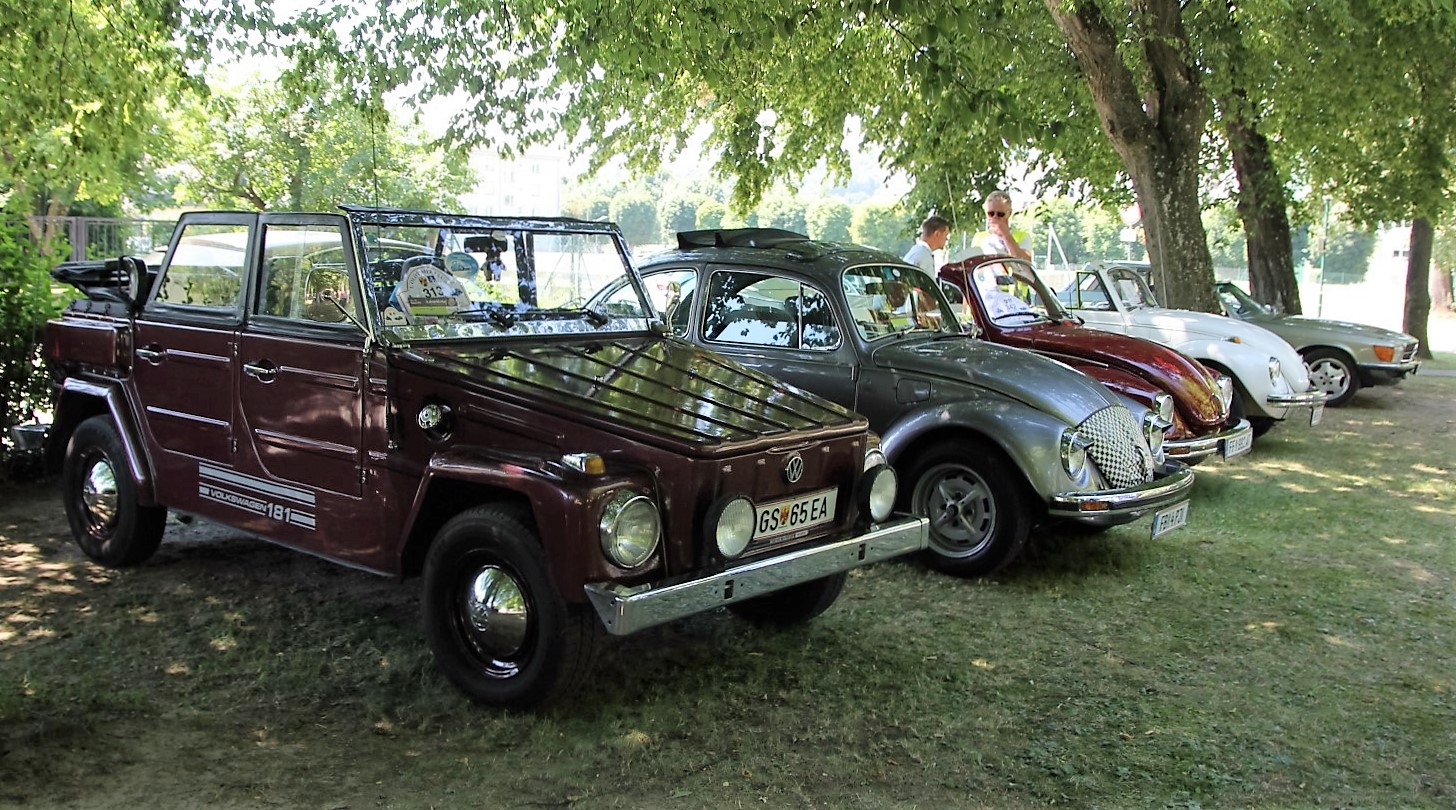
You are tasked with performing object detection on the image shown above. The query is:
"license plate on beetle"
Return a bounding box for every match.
[1310,402,1324,426]
[1150,500,1190,539]
[754,488,838,541]
[1222,431,1253,459]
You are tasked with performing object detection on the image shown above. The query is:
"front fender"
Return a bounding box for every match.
[1175,339,1282,419]
[399,447,657,600]
[880,397,1074,503]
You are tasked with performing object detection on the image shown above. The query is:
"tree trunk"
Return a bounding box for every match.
[1045,0,1221,313]
[1224,111,1301,314]
[1433,256,1453,312]
[1405,217,1434,359]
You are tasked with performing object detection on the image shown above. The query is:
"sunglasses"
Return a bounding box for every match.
[985,210,1009,218]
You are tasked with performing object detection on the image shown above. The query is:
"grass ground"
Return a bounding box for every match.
[2,311,1452,809]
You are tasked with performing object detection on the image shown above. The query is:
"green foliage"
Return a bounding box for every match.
[0,216,65,443]
[610,191,660,247]
[658,195,701,241]
[807,200,853,242]
[167,80,474,211]
[0,0,186,219]
[695,199,727,230]
[1203,204,1249,271]
[1320,230,1377,284]
[758,196,807,233]
[851,203,912,256]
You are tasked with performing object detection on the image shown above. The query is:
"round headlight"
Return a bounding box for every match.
[599,491,660,568]
[1153,393,1174,425]
[1060,429,1091,478]
[861,464,898,523]
[864,431,887,471]
[1144,420,1166,464]
[1215,374,1234,412]
[709,495,756,559]
[1268,357,1282,386]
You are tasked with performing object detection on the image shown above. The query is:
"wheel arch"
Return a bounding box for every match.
[50,379,158,505]
[885,422,1043,518]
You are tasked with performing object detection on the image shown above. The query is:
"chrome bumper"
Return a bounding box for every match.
[1165,419,1253,462]
[1266,389,1328,408]
[582,515,929,636]
[1048,462,1195,525]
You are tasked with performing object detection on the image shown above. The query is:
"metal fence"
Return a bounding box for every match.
[14,217,177,262]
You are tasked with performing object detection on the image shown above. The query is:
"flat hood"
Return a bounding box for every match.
[1018,322,1225,429]
[870,335,1122,425]
[1249,312,1416,344]
[399,336,861,454]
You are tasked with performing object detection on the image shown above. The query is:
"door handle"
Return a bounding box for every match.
[243,360,278,382]
[135,347,163,363]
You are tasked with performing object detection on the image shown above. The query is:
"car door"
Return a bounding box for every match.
[232,214,372,556]
[130,213,253,511]
[690,265,860,411]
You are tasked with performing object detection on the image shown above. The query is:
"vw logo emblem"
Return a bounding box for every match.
[784,453,804,484]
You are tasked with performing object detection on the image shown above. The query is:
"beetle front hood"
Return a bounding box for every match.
[870,335,1122,425]
[399,336,862,453]
[1132,307,1313,390]
[1021,322,1226,429]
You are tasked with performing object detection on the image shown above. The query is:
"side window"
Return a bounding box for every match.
[636,269,697,336]
[703,270,839,351]
[258,224,354,323]
[1066,272,1111,310]
[841,264,946,339]
[153,223,248,309]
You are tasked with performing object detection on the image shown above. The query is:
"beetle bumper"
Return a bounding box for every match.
[582,515,929,636]
[1047,461,1195,526]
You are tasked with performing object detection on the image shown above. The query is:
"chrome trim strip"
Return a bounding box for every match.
[583,515,929,636]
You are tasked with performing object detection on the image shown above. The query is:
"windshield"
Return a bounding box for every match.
[962,259,1071,325]
[841,263,957,339]
[354,215,652,341]
[1218,283,1262,317]
[1060,265,1159,312]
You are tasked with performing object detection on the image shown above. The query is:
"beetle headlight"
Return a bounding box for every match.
[1060,429,1093,478]
[1143,419,1166,464]
[1268,357,1282,386]
[599,490,660,568]
[1215,374,1234,413]
[1152,393,1174,425]
[708,495,756,559]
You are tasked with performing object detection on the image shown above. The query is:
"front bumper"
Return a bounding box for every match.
[582,515,929,636]
[1165,419,1254,463]
[1359,360,1420,386]
[1266,389,1328,409]
[1047,461,1195,526]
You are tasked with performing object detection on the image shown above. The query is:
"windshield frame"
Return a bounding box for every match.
[342,206,654,344]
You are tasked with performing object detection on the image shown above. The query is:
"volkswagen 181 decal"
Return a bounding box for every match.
[199,463,317,530]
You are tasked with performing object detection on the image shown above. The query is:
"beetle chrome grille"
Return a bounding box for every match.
[1080,406,1155,489]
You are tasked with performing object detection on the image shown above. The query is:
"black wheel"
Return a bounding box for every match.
[421,505,601,710]
[62,415,165,567]
[902,439,1031,577]
[1303,347,1361,407]
[727,572,848,625]
[1224,377,1275,438]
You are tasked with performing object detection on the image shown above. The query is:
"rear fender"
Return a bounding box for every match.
[50,379,158,505]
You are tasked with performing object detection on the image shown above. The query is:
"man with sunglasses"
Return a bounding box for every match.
[973,190,1032,261]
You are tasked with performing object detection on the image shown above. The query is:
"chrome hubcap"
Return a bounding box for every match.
[919,465,995,557]
[82,458,119,530]
[463,565,529,658]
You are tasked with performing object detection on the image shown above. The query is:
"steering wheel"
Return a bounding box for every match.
[402,255,445,273]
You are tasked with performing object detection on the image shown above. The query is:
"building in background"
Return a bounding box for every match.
[460,149,567,216]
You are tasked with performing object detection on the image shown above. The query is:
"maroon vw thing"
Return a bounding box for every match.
[42,207,926,709]
[939,255,1253,463]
